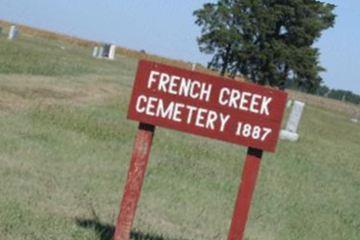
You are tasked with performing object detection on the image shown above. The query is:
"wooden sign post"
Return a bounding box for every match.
[228,147,263,240]
[113,123,155,240]
[114,60,287,240]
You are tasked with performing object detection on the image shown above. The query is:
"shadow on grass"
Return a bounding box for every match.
[76,218,183,240]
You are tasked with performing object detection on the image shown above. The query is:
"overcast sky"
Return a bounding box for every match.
[0,0,358,94]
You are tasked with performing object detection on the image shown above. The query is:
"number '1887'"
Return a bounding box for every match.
[235,122,272,141]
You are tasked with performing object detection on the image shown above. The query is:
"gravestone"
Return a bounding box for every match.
[351,118,359,123]
[8,25,19,40]
[350,111,360,123]
[98,46,104,58]
[95,43,116,60]
[108,44,116,60]
[92,46,99,58]
[286,99,293,109]
[280,100,305,141]
[103,44,111,58]
[192,63,196,71]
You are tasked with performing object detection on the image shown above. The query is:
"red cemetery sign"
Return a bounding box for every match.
[128,60,286,152]
[114,60,287,240]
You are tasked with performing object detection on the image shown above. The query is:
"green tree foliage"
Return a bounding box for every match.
[194,0,336,91]
[320,87,360,104]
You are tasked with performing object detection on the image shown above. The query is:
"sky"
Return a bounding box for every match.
[0,0,359,94]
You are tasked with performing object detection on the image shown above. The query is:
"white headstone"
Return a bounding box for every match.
[280,130,299,142]
[350,118,359,124]
[108,44,116,60]
[98,46,104,58]
[286,101,305,133]
[8,25,18,40]
[286,100,293,109]
[92,46,99,58]
[350,111,360,123]
[280,100,305,142]
[192,63,196,71]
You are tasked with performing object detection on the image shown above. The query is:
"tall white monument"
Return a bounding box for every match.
[108,44,116,60]
[8,25,18,40]
[192,63,197,71]
[98,46,104,58]
[280,100,305,141]
[92,46,99,58]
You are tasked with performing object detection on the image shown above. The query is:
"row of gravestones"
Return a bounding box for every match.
[92,44,116,60]
[0,25,19,40]
[1,25,118,61]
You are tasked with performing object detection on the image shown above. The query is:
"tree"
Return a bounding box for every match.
[194,1,241,76]
[194,0,336,92]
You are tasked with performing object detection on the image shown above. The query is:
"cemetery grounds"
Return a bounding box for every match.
[0,25,359,240]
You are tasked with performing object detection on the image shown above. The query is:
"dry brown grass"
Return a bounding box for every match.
[288,90,360,116]
[1,19,357,116]
[0,20,97,47]
[0,74,121,112]
[0,20,223,77]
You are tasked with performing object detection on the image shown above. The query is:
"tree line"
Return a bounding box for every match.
[194,0,336,92]
[317,85,360,105]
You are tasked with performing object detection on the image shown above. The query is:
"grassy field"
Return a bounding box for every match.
[0,28,360,240]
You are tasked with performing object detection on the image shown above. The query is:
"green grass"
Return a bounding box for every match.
[0,33,136,76]
[0,32,359,240]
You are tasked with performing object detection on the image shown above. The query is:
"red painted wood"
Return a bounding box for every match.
[128,60,287,152]
[228,148,263,240]
[116,60,285,240]
[113,123,155,240]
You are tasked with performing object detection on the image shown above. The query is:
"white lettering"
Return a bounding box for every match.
[260,97,272,115]
[169,75,180,95]
[135,95,147,113]
[146,71,213,101]
[219,114,230,132]
[229,90,241,108]
[156,100,174,119]
[249,94,261,114]
[146,97,157,116]
[219,88,230,105]
[206,111,218,130]
[200,84,212,102]
[218,88,272,116]
[239,92,251,111]
[173,103,184,122]
[179,78,191,97]
[186,105,197,124]
[148,71,160,88]
[158,73,170,92]
[195,108,207,128]
[190,81,201,99]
